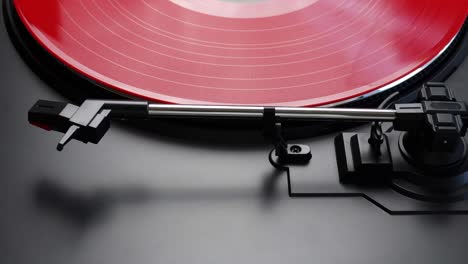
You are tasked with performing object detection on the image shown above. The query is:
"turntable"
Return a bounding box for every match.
[2,1,468,263]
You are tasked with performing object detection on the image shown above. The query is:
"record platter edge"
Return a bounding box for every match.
[4,0,468,107]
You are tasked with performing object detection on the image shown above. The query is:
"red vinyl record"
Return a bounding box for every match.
[12,0,468,106]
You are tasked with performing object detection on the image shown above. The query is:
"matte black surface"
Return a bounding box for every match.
[2,3,468,264]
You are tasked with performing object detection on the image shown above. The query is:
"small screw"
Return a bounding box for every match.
[290,145,302,153]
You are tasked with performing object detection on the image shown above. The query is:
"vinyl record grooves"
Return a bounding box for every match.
[6,0,468,107]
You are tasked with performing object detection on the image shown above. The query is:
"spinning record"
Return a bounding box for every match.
[11,0,468,106]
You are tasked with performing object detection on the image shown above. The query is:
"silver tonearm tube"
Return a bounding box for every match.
[147,104,396,121]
